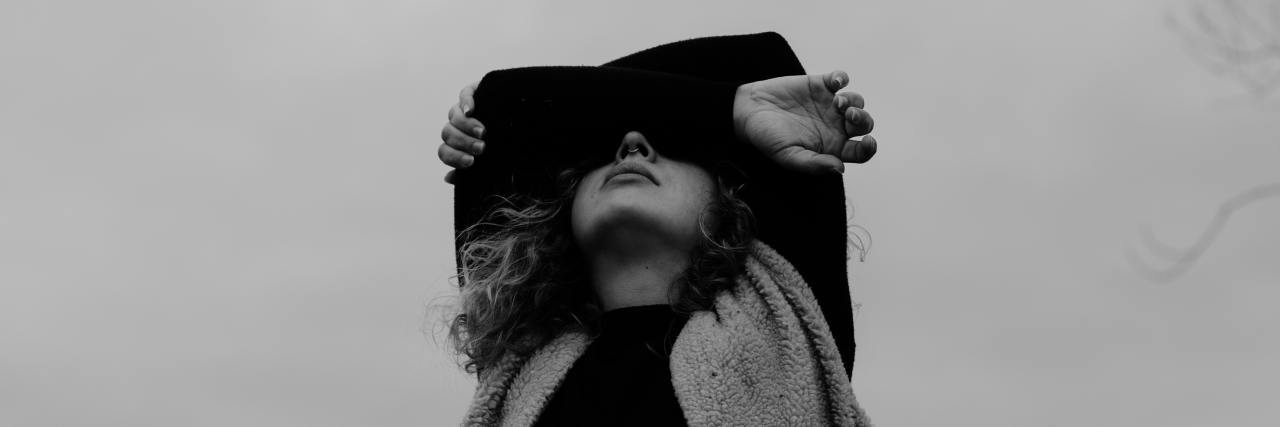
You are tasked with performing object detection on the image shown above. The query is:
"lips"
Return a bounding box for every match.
[605,161,658,185]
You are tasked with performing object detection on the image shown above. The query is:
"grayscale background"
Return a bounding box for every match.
[3,0,1278,425]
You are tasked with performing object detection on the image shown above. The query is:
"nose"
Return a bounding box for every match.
[616,131,656,162]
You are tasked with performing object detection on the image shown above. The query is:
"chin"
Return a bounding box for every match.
[592,202,671,231]
[573,203,693,250]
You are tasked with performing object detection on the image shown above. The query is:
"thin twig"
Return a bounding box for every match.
[1130,182,1280,283]
[1168,0,1280,97]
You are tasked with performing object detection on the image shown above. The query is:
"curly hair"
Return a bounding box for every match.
[447,163,757,374]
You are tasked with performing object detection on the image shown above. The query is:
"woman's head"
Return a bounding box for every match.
[449,131,755,373]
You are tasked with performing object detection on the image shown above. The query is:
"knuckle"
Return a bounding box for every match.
[845,93,865,109]
[448,132,473,149]
[437,143,453,162]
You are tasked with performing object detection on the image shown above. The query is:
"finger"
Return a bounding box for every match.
[438,140,475,169]
[444,169,457,185]
[824,70,851,93]
[843,107,874,136]
[774,145,846,175]
[442,122,485,156]
[448,104,487,139]
[834,91,865,110]
[835,135,877,164]
[459,81,479,117]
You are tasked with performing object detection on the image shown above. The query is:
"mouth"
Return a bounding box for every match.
[605,162,658,186]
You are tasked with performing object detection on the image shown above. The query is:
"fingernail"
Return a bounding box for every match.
[833,75,843,87]
[462,155,474,167]
[835,96,847,110]
[461,104,472,116]
[474,141,485,154]
[473,126,484,138]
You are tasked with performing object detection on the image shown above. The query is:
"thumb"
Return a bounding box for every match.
[774,146,845,175]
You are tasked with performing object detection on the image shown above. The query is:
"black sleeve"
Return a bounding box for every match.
[467,65,741,172]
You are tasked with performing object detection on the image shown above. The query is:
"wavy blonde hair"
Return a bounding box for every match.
[448,163,756,374]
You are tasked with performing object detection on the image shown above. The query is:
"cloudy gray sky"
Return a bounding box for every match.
[3,0,1278,425]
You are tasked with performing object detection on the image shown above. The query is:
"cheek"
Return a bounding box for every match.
[569,170,606,240]
[671,169,718,226]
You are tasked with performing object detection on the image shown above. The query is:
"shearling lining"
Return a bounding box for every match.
[462,240,871,426]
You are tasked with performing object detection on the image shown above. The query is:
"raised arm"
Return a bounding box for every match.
[438,69,878,183]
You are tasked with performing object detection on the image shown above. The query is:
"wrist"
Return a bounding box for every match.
[732,82,758,142]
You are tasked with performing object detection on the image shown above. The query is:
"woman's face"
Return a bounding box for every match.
[571,131,717,254]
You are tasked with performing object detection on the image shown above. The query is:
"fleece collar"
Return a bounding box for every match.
[462,240,871,427]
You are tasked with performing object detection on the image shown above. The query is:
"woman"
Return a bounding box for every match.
[439,33,877,426]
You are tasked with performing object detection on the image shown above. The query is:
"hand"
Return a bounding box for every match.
[732,70,877,174]
[439,81,485,184]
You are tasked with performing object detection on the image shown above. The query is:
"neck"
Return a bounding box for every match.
[587,247,689,312]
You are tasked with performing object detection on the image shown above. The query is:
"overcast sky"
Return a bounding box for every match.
[3,0,1278,426]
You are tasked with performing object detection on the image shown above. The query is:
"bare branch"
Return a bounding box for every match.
[1168,0,1280,97]
[1130,182,1280,283]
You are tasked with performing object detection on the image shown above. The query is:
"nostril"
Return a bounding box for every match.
[617,131,655,160]
[620,143,647,159]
